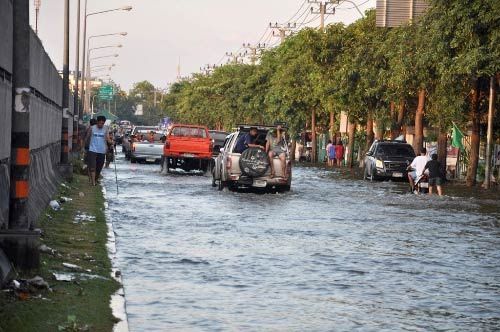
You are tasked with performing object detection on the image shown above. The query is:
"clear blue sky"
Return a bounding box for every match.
[31,0,375,91]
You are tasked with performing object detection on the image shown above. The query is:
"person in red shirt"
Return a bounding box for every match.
[335,140,344,167]
[148,131,155,143]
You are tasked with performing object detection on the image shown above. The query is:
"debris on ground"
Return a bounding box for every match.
[74,212,96,223]
[39,244,56,256]
[62,263,91,273]
[49,200,61,210]
[27,276,50,290]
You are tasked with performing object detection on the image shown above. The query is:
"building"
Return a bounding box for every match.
[376,0,429,27]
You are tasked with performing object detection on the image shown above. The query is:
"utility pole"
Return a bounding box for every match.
[34,0,41,35]
[200,64,217,75]
[61,0,70,165]
[225,52,243,65]
[73,0,81,152]
[243,43,265,65]
[269,22,296,43]
[10,0,31,230]
[309,0,336,31]
[80,0,87,115]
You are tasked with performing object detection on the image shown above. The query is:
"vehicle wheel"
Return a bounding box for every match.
[239,147,269,177]
[130,157,137,163]
[279,185,291,192]
[166,157,171,173]
[211,167,217,187]
[363,166,369,180]
[368,166,378,181]
[217,169,225,191]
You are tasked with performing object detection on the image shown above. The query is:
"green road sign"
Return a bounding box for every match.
[98,85,114,100]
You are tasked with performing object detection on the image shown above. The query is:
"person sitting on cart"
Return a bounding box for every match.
[266,125,287,178]
[407,147,429,192]
[234,127,262,153]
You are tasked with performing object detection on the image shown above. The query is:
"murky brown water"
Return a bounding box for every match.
[103,153,500,331]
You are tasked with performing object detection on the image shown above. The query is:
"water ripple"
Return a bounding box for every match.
[102,155,500,332]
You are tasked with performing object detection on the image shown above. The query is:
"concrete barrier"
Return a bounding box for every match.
[0,0,77,273]
[0,0,13,232]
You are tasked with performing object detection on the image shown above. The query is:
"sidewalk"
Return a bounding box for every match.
[0,174,121,332]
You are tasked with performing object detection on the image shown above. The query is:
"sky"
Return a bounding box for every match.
[30,0,376,92]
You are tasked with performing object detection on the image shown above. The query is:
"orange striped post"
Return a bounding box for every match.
[10,0,30,229]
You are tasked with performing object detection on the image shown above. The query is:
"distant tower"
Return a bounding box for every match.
[176,57,181,81]
[34,0,41,35]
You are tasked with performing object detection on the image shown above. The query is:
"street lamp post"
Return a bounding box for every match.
[85,45,121,115]
[85,54,118,118]
[79,2,132,115]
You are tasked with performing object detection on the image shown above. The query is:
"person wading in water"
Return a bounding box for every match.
[84,115,113,186]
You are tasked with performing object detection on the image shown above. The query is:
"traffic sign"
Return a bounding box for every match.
[98,85,114,100]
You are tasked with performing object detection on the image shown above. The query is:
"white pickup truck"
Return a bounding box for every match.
[129,130,165,164]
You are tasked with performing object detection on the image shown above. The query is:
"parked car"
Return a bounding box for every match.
[208,130,229,156]
[130,131,165,163]
[162,124,213,173]
[212,124,292,192]
[364,140,416,181]
[122,126,157,160]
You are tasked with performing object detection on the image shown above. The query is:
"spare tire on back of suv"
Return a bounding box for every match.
[239,147,269,177]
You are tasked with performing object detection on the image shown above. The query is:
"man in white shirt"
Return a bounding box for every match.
[408,147,429,191]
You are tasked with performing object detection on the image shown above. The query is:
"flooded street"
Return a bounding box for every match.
[102,152,500,332]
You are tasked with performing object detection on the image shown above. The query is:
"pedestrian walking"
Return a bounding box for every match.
[326,140,334,167]
[335,140,345,167]
[423,153,443,196]
[105,131,115,169]
[84,115,113,186]
[81,118,97,181]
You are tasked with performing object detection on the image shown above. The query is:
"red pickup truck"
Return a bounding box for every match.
[162,124,213,173]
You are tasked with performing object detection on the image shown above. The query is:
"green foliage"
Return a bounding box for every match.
[149,2,498,156]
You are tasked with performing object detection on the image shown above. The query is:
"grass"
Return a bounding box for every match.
[0,174,120,332]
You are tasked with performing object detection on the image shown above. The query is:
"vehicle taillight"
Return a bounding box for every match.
[209,142,213,152]
[164,141,170,149]
[287,161,292,176]
[226,156,232,170]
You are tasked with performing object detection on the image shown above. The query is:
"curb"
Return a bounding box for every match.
[102,186,129,332]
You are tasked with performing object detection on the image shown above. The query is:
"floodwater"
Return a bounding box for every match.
[102,152,500,332]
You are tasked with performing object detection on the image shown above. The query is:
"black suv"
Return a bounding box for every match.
[364,140,416,181]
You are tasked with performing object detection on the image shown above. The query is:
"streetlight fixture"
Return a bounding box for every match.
[91,66,114,73]
[85,45,121,113]
[80,2,132,113]
[84,52,119,110]
[87,32,127,59]
[92,64,116,70]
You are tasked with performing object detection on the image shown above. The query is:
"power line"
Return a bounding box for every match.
[280,0,308,25]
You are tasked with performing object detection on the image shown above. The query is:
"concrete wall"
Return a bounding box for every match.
[0,0,75,230]
[0,0,13,230]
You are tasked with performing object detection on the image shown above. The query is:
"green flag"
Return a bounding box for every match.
[451,124,464,149]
